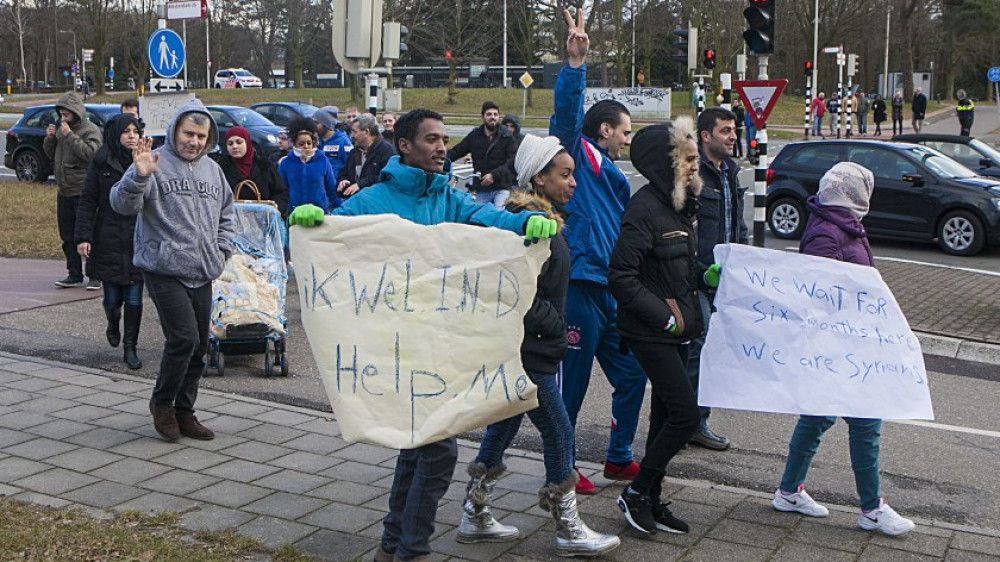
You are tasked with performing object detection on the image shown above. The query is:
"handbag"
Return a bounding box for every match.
[234,180,278,210]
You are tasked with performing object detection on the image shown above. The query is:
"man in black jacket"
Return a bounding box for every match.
[687,107,748,452]
[911,88,927,134]
[447,101,519,209]
[337,113,396,198]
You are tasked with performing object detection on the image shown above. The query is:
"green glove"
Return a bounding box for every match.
[288,204,325,227]
[524,215,558,246]
[704,263,722,289]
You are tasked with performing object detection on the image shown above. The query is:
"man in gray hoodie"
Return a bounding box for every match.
[111,99,236,442]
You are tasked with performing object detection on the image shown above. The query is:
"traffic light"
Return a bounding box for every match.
[672,26,697,72]
[748,138,760,166]
[383,22,408,60]
[804,61,813,77]
[703,49,716,70]
[743,0,776,55]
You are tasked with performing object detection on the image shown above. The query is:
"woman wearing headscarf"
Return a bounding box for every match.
[456,135,620,558]
[770,162,915,537]
[278,116,342,215]
[608,116,706,536]
[75,114,145,370]
[218,126,289,217]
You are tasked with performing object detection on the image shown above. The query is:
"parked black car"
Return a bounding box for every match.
[205,105,282,159]
[4,104,121,182]
[249,102,319,128]
[766,140,1000,256]
[892,134,1000,179]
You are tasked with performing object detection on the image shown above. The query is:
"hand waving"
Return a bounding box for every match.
[133,137,160,177]
[563,7,589,68]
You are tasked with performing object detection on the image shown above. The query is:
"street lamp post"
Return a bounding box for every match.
[59,29,77,92]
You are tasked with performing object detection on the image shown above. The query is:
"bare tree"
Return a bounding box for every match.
[4,0,31,89]
[417,0,500,104]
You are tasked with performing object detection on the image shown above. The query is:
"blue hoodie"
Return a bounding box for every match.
[333,156,533,232]
[549,64,631,286]
[279,149,342,214]
[320,128,353,179]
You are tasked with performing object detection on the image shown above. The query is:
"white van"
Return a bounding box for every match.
[213,68,263,89]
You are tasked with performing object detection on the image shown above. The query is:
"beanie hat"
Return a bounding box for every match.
[314,106,340,131]
[818,162,875,220]
[514,135,565,189]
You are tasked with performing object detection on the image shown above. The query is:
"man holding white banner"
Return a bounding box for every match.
[700,163,923,536]
[287,108,559,562]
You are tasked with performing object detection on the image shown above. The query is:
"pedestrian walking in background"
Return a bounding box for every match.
[278,117,342,215]
[287,108,560,562]
[457,133,620,557]
[381,111,396,144]
[731,99,745,158]
[550,7,646,496]
[810,93,826,138]
[826,94,839,136]
[609,117,707,536]
[111,99,236,443]
[856,91,870,135]
[891,90,905,136]
[218,126,289,217]
[447,101,519,209]
[270,130,290,166]
[44,91,103,290]
[502,114,525,143]
[75,114,145,370]
[911,88,928,134]
[871,94,887,136]
[771,162,916,537]
[956,89,975,136]
[336,113,396,198]
[313,106,352,179]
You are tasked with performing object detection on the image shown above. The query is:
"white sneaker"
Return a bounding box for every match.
[772,485,829,517]
[858,498,916,536]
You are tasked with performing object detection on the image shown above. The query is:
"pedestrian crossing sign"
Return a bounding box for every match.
[147,29,186,79]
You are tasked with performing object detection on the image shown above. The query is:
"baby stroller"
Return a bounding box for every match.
[206,182,289,377]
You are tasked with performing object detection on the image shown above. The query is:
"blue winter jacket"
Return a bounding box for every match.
[333,156,534,232]
[549,64,631,286]
[278,151,343,214]
[320,129,353,179]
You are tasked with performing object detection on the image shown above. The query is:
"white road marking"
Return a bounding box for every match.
[873,256,1000,277]
[891,419,1000,439]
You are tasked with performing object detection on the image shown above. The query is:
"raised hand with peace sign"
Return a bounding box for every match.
[563,7,589,69]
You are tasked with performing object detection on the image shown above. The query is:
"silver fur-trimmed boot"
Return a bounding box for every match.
[456,462,520,543]
[539,472,621,557]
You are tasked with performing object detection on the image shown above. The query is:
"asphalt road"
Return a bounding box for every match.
[3,118,1000,532]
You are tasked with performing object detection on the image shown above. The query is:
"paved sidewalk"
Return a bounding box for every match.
[2,352,998,562]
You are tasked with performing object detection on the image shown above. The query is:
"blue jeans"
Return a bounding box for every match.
[103,281,144,309]
[812,114,823,137]
[779,416,883,511]
[381,437,458,561]
[685,291,714,424]
[858,112,868,134]
[560,281,646,466]
[474,189,511,210]
[476,371,573,485]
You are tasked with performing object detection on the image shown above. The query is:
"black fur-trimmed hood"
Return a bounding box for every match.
[629,116,702,214]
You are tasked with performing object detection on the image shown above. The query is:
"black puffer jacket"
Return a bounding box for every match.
[218,152,289,217]
[609,121,705,344]
[75,115,142,285]
[446,124,518,192]
[506,193,570,374]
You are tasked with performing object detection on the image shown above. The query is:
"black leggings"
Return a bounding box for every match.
[892,117,903,136]
[626,340,701,498]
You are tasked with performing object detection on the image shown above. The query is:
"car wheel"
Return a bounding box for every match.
[937,210,984,256]
[236,83,242,89]
[14,150,45,182]
[767,197,806,239]
[214,83,221,89]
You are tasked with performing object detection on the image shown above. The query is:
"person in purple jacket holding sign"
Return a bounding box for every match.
[771,162,916,537]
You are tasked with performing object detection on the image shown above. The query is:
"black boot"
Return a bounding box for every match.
[123,304,143,370]
[105,305,121,347]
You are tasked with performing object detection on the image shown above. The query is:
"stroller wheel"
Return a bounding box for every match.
[280,353,289,377]
[264,342,273,377]
[216,352,225,377]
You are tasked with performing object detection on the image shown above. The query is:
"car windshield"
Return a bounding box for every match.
[969,139,1000,163]
[904,146,978,179]
[227,108,273,127]
[235,70,254,77]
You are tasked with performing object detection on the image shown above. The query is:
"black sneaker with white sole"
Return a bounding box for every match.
[617,487,658,535]
[55,276,84,288]
[652,501,689,534]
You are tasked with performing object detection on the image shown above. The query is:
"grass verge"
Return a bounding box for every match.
[0,180,62,259]
[0,497,315,561]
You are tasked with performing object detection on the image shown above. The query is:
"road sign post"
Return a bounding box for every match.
[735,79,787,248]
[519,71,533,121]
[989,67,1000,124]
[147,29,186,79]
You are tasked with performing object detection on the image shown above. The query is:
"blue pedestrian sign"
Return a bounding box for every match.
[147,29,185,79]
[108,68,115,80]
[988,67,1000,83]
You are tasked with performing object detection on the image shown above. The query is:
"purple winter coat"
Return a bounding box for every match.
[799,196,874,266]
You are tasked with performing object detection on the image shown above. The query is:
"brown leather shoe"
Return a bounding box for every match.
[373,546,394,562]
[149,402,180,442]
[176,413,215,440]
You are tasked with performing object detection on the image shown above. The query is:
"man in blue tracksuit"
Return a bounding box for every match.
[313,106,353,180]
[287,109,557,562]
[551,8,646,495]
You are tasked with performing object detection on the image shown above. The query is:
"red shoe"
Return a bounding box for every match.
[603,460,640,481]
[575,469,598,495]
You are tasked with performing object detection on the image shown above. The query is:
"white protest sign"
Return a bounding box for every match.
[139,92,195,136]
[290,215,548,448]
[699,244,933,421]
[584,87,672,120]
